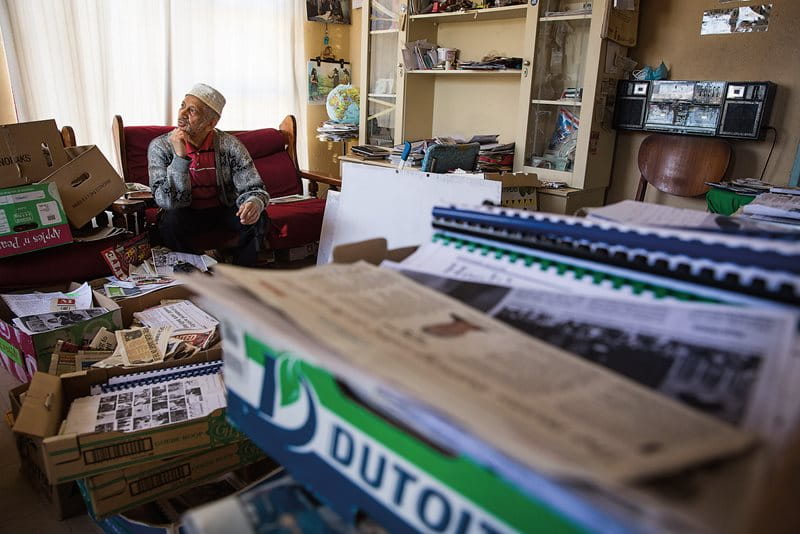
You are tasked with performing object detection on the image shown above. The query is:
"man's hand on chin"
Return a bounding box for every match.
[170,128,189,158]
[237,201,261,225]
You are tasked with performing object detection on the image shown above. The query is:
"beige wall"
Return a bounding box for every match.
[607,0,800,209]
[303,16,357,179]
[0,29,17,124]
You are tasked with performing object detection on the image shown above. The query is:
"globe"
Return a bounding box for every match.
[326,84,360,124]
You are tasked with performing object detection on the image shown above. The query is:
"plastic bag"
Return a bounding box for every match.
[547,107,580,154]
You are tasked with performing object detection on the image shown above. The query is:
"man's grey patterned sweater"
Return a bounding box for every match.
[148,129,270,210]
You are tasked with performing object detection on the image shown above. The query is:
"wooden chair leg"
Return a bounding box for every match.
[635,176,648,202]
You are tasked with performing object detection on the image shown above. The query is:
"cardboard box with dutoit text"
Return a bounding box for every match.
[0,182,73,258]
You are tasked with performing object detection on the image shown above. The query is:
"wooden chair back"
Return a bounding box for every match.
[636,134,731,201]
[60,125,76,147]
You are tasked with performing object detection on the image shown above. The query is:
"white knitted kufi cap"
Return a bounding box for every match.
[186,83,226,116]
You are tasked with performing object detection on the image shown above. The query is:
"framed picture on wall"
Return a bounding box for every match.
[307,0,351,25]
[308,60,352,104]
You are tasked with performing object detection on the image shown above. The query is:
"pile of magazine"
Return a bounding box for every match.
[316,120,358,142]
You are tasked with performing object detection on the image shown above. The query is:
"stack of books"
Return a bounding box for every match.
[477,142,515,171]
[350,145,391,161]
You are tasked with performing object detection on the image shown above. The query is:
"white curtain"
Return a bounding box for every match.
[0,0,307,169]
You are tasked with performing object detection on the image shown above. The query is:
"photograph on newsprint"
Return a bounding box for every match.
[13,308,108,334]
[389,266,799,448]
[63,367,225,434]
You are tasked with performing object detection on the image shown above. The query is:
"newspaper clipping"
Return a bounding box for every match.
[200,263,755,484]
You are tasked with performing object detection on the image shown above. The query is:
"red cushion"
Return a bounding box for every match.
[266,198,326,250]
[0,235,127,291]
[254,152,301,198]
[231,129,301,198]
[124,126,172,185]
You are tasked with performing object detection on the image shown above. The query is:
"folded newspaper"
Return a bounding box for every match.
[183,262,755,485]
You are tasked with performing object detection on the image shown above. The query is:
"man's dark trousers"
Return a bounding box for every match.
[159,206,259,266]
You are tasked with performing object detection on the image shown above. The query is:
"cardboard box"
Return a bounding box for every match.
[45,145,125,228]
[90,279,193,327]
[12,346,250,485]
[0,119,70,188]
[0,283,122,383]
[0,119,125,228]
[83,461,282,533]
[8,383,86,520]
[0,182,73,258]
[484,171,541,210]
[84,440,267,517]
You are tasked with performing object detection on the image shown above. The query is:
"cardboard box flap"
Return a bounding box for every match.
[0,120,70,187]
[13,371,63,438]
[333,238,388,265]
[332,238,417,265]
[43,145,125,228]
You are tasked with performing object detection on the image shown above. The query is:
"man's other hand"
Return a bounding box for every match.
[169,129,189,158]
[237,201,261,225]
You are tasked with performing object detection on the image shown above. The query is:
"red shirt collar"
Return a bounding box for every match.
[185,130,214,155]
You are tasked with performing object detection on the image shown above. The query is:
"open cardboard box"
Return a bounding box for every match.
[0,119,125,229]
[8,383,87,520]
[85,462,282,533]
[90,279,194,327]
[11,345,251,485]
[484,171,541,210]
[47,145,126,229]
[0,120,70,187]
[0,282,122,383]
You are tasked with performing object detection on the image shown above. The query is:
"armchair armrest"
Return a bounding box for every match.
[299,169,342,197]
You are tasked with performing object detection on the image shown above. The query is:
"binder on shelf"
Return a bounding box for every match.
[431,205,800,306]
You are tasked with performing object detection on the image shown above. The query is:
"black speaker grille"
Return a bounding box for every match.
[615,99,646,129]
[720,102,759,137]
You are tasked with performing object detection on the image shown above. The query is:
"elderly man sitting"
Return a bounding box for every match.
[148,83,269,266]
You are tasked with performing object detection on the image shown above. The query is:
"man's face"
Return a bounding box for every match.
[177,95,217,137]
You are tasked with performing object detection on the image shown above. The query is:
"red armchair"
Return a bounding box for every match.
[112,115,340,259]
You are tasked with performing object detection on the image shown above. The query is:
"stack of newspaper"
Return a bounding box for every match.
[315,121,358,142]
[1,283,108,334]
[179,200,800,532]
[89,300,219,369]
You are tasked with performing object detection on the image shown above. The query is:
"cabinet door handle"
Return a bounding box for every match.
[523,60,531,66]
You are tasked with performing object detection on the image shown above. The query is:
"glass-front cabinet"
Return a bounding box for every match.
[359,0,405,147]
[516,0,618,192]
[357,0,626,206]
